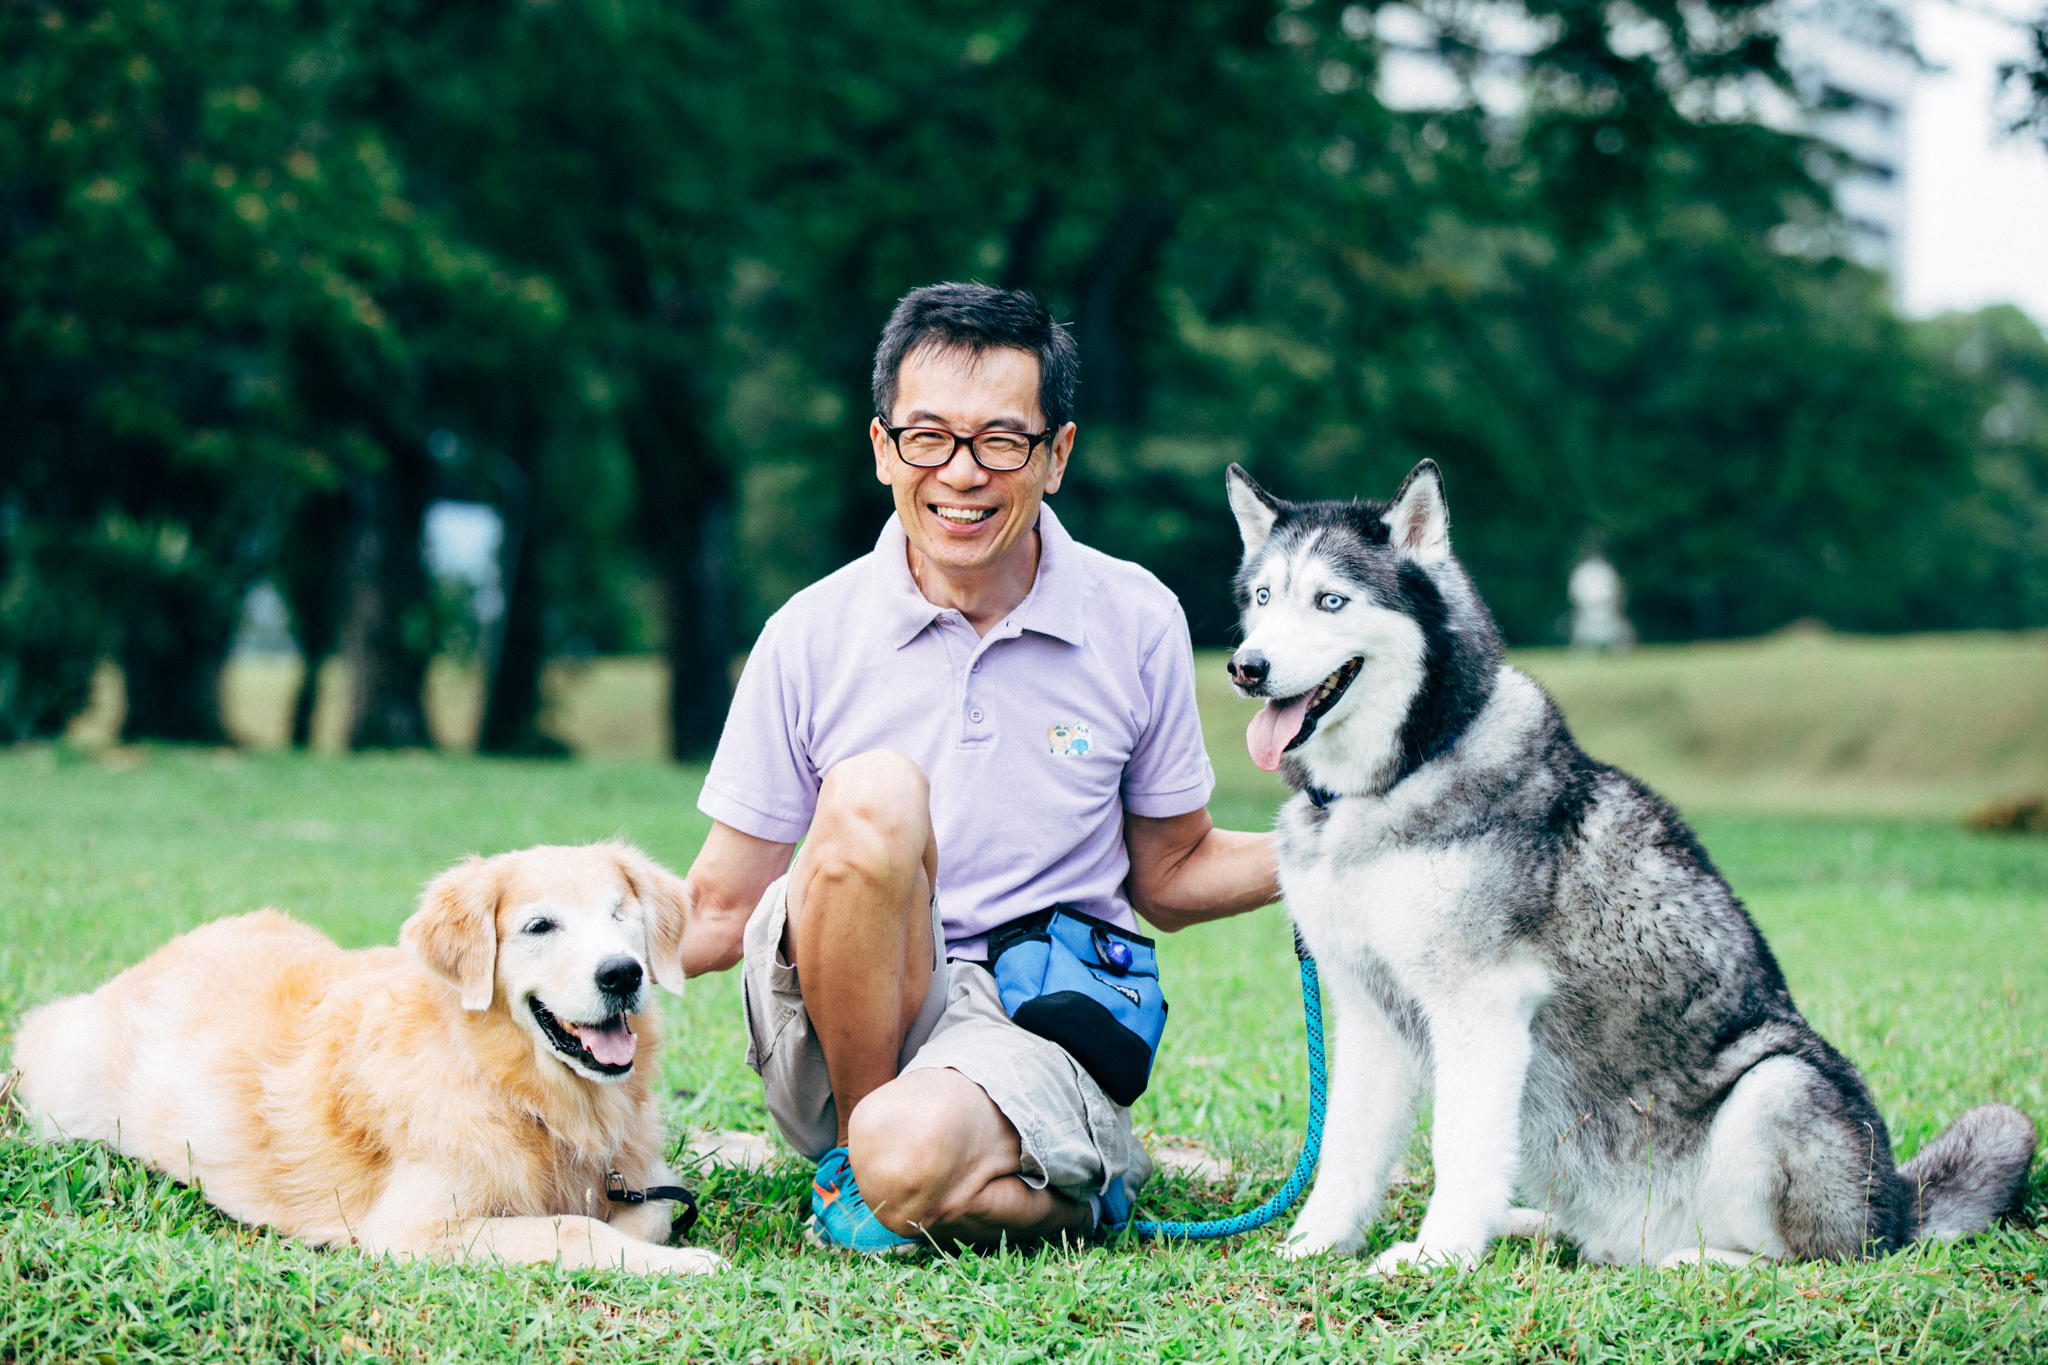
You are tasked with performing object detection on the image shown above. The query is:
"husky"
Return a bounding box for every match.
[1225,460,2036,1270]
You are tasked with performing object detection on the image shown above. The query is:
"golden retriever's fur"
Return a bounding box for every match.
[11,842,721,1275]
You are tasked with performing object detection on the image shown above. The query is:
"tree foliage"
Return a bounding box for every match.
[3,0,2043,752]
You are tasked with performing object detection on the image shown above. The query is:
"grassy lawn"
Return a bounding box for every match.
[5,634,2047,1361]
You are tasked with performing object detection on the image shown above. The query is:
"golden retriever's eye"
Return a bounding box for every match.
[524,917,557,935]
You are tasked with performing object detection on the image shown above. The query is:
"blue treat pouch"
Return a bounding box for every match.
[986,907,1168,1106]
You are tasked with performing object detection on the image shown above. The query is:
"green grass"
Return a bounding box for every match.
[7,634,2048,1361]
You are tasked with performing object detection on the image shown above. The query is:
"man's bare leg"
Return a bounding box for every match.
[783,750,938,1146]
[848,1068,1093,1244]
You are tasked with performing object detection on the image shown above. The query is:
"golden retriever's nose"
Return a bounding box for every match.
[596,956,643,999]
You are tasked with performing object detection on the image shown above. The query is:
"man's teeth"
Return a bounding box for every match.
[932,506,996,524]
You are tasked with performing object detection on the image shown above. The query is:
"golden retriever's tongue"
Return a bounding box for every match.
[1248,694,1314,773]
[568,1019,635,1067]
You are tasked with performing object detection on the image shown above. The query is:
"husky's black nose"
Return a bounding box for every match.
[1228,652,1269,690]
[595,956,643,999]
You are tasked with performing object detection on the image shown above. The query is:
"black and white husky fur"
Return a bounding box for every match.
[1226,459,2036,1270]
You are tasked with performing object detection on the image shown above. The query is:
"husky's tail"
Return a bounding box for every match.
[1899,1104,2038,1241]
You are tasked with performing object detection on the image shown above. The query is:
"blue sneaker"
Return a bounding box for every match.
[1092,1174,1132,1237]
[808,1148,919,1254]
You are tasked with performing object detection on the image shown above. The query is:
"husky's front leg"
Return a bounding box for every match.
[1283,987,1419,1258]
[1372,967,1544,1274]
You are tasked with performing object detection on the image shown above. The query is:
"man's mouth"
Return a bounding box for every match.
[929,504,996,526]
[529,997,636,1075]
[1246,657,1365,773]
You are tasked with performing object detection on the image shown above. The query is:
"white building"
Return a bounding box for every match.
[1367,0,2048,323]
[1780,3,1919,273]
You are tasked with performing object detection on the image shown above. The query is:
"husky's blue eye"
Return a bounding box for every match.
[1254,587,1270,606]
[525,918,557,935]
[1317,593,1347,612]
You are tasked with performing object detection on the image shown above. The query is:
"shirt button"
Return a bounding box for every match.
[970,708,983,723]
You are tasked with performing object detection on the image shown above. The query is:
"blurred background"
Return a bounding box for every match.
[4,0,2046,800]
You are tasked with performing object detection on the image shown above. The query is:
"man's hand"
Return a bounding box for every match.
[679,822,795,976]
[1123,809,1280,933]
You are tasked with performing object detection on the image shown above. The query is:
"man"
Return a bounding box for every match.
[678,283,1278,1250]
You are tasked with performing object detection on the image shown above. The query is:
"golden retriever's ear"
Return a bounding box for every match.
[614,845,692,996]
[403,856,502,1012]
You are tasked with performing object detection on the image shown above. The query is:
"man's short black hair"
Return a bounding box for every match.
[872,283,1079,432]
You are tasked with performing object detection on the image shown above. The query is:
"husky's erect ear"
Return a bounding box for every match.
[403,855,503,1012]
[1225,464,1281,556]
[1384,460,1450,564]
[613,844,693,996]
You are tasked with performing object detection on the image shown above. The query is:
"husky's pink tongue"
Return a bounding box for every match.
[568,1018,636,1067]
[1248,694,1314,773]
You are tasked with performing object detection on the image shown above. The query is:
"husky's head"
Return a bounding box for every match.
[1225,460,1502,796]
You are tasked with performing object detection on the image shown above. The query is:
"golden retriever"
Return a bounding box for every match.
[10,841,721,1275]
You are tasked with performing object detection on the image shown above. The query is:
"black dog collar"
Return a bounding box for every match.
[606,1170,700,1235]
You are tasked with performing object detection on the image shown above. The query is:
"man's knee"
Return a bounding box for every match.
[846,1071,1004,1231]
[808,751,930,885]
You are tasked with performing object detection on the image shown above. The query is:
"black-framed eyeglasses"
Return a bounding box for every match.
[878,419,1056,472]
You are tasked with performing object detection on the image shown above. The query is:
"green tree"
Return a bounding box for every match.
[1,0,561,745]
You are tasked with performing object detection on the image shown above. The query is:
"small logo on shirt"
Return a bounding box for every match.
[1048,722,1094,757]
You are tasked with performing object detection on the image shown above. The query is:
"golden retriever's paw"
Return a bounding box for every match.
[1369,1240,1478,1276]
[666,1247,725,1275]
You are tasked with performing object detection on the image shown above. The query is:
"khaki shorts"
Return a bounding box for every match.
[740,874,1151,1206]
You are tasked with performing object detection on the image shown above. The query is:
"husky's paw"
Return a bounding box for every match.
[1659,1246,1762,1270]
[1279,1214,1367,1260]
[1277,1234,1340,1261]
[1369,1240,1479,1276]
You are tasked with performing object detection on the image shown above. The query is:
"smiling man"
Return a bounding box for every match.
[678,284,1279,1250]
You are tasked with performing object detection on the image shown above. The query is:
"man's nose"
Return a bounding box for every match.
[1228,652,1270,689]
[934,443,988,486]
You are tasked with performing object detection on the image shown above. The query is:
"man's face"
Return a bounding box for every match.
[871,344,1073,580]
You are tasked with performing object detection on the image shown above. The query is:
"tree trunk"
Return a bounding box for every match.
[276,491,350,748]
[476,469,567,757]
[662,494,732,759]
[116,570,237,744]
[342,453,437,750]
[1072,197,1176,426]
[623,380,732,761]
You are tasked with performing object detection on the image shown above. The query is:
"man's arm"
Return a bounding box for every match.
[679,821,796,976]
[1123,808,1280,933]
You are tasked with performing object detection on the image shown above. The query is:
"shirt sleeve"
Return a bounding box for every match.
[697,612,820,844]
[1120,604,1217,819]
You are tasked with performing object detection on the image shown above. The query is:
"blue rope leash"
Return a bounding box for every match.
[1133,931,1326,1241]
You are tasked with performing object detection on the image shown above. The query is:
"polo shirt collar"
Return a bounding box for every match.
[872,504,1087,650]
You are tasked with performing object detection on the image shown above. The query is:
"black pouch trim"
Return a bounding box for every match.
[1008,991,1157,1106]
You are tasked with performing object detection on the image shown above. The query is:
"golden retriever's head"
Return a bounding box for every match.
[401,842,692,1084]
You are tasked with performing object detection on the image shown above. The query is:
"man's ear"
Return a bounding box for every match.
[613,845,692,996]
[403,856,502,1012]
[1384,460,1450,564]
[1225,464,1282,556]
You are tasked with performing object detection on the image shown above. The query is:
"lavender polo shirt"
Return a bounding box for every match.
[699,504,1216,958]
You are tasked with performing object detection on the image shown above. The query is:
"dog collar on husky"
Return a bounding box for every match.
[1301,726,1466,809]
